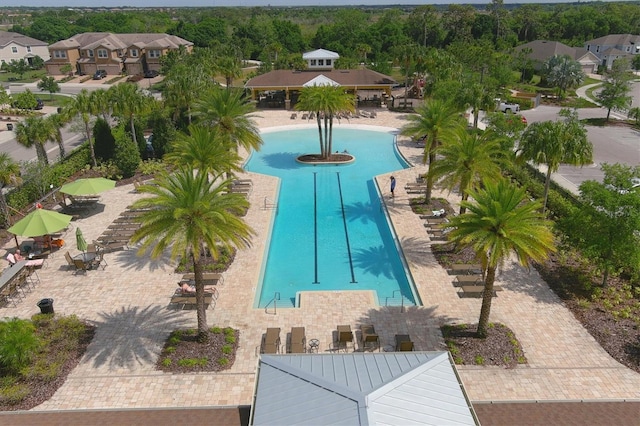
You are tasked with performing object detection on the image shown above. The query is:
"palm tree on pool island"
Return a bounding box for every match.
[295,85,355,159]
[444,179,555,337]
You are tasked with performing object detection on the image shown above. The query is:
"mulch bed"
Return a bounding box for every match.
[442,323,527,368]
[156,328,239,373]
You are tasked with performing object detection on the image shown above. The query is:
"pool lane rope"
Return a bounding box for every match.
[336,172,357,284]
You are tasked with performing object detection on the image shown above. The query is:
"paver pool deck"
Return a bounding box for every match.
[1,109,639,412]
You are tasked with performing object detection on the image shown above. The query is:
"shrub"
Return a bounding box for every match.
[0,383,30,405]
[0,318,41,375]
[161,358,172,367]
[217,358,229,366]
[222,345,233,354]
[112,125,141,178]
[210,327,223,334]
[93,117,116,161]
[225,335,236,344]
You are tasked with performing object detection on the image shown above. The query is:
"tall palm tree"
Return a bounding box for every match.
[193,87,263,154]
[0,153,21,227]
[165,125,243,178]
[460,82,495,128]
[14,116,54,165]
[63,89,98,167]
[295,85,356,159]
[216,55,243,90]
[163,63,209,126]
[131,168,253,340]
[89,89,111,121]
[400,98,465,202]
[45,113,67,160]
[445,179,555,337]
[543,54,584,99]
[430,128,506,214]
[517,110,592,213]
[108,83,152,149]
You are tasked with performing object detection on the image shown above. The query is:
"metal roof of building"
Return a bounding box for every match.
[251,352,477,426]
[303,48,340,60]
[303,75,340,87]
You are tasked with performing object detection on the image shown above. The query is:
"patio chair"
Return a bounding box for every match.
[64,251,76,270]
[395,334,414,352]
[73,259,88,274]
[360,324,380,352]
[87,244,107,269]
[262,327,281,354]
[336,325,353,352]
[289,327,306,354]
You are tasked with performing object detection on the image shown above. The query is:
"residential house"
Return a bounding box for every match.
[303,48,340,70]
[45,32,193,77]
[0,32,50,67]
[514,40,600,75]
[584,34,640,69]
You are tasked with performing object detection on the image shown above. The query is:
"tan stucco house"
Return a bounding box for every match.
[45,32,193,77]
[0,32,49,67]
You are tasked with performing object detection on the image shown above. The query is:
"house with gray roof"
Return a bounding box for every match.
[0,32,49,67]
[584,34,640,69]
[45,32,193,77]
[514,40,599,75]
[250,352,478,425]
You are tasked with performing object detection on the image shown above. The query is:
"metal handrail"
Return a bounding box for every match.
[264,292,280,315]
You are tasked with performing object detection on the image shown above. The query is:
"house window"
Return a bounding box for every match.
[53,50,67,59]
[326,59,332,66]
[87,50,94,58]
[626,46,631,52]
[97,49,108,58]
[11,47,17,53]
[596,46,600,53]
[586,45,590,51]
[310,59,316,66]
[318,59,324,66]
[130,49,139,58]
[27,46,32,53]
[148,50,161,59]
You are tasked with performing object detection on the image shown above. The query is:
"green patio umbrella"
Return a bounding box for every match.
[7,208,73,238]
[76,227,87,253]
[60,177,116,196]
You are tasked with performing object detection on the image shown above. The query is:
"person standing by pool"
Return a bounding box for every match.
[390,176,396,197]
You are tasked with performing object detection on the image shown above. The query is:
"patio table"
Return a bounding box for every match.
[0,260,27,292]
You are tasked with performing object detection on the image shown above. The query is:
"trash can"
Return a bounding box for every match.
[37,298,54,314]
[7,123,13,131]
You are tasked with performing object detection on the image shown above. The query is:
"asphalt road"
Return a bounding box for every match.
[522,105,640,190]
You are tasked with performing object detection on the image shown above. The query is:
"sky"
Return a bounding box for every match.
[2,0,616,7]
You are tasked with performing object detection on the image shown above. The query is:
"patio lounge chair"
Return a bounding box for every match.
[73,259,88,274]
[262,327,281,354]
[336,325,353,352]
[449,264,483,275]
[360,324,380,352]
[289,327,306,354]
[395,334,414,351]
[64,251,76,270]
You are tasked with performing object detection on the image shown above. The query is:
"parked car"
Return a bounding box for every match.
[93,70,107,80]
[497,100,520,113]
[144,69,159,78]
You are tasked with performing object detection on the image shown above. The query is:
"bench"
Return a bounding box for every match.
[458,285,503,298]
[453,275,483,286]
[181,272,224,286]
[170,293,213,309]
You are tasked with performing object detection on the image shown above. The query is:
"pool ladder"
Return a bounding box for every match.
[265,292,280,315]
[385,290,407,312]
[263,197,277,210]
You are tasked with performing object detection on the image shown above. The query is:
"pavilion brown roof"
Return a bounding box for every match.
[245,69,397,90]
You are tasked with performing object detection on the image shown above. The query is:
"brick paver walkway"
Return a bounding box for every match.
[1,110,638,414]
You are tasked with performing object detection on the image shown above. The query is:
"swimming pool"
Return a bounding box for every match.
[247,126,420,308]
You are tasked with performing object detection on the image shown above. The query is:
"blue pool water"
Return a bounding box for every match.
[246,127,419,308]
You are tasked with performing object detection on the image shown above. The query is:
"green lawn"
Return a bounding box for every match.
[0,69,48,83]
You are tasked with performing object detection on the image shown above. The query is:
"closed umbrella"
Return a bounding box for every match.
[8,209,72,237]
[60,178,116,196]
[76,227,87,253]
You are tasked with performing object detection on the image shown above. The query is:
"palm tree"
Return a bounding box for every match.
[108,83,152,149]
[445,179,555,337]
[461,82,495,128]
[295,85,356,159]
[90,89,111,121]
[216,55,243,90]
[63,89,98,167]
[131,168,253,340]
[517,110,592,213]
[543,55,584,99]
[45,113,67,160]
[193,87,263,154]
[400,98,465,202]
[163,63,208,126]
[430,128,506,214]
[14,116,54,165]
[627,106,640,126]
[166,125,243,178]
[0,153,21,227]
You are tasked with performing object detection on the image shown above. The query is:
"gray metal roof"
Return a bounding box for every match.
[251,352,477,426]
